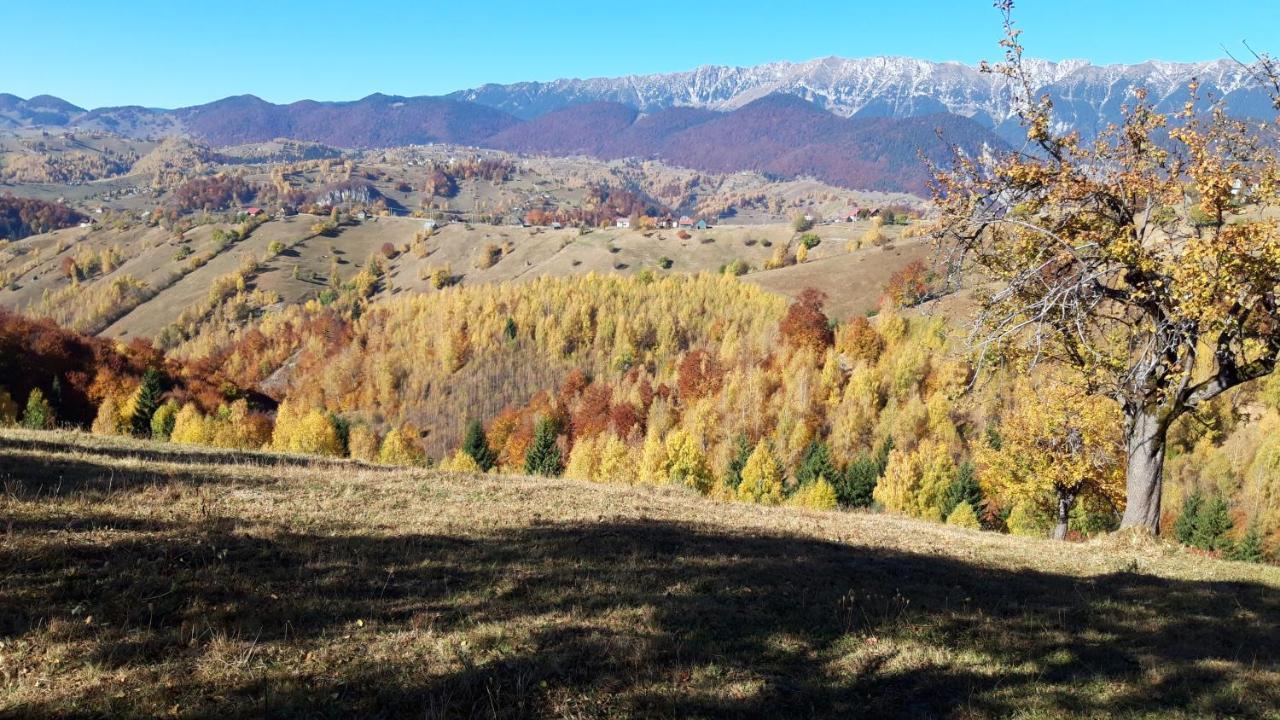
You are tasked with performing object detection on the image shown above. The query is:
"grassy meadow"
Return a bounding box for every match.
[1,428,1278,719]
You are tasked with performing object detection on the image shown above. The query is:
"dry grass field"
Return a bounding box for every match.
[1,429,1278,718]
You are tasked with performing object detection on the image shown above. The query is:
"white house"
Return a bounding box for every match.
[615,217,631,229]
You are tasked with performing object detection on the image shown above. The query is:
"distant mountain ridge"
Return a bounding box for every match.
[484,95,1002,193]
[3,55,1271,193]
[451,56,1274,142]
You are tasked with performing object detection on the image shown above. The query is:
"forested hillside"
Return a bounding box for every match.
[2,267,1277,561]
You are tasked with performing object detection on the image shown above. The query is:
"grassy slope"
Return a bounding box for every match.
[2,429,1277,719]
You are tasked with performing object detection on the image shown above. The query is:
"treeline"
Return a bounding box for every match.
[171,174,257,213]
[0,194,86,240]
[5,268,1276,561]
[0,149,136,184]
[522,184,669,227]
[0,310,272,433]
[422,158,516,199]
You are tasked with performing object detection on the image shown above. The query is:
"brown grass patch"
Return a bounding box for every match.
[1,428,1278,718]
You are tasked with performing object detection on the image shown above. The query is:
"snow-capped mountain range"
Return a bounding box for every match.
[451,56,1272,141]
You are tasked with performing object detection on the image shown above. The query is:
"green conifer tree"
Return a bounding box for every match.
[130,368,164,437]
[722,434,752,492]
[525,417,563,476]
[1229,523,1267,563]
[796,440,838,490]
[1173,490,1204,546]
[941,461,984,520]
[1191,495,1234,552]
[462,419,497,472]
[839,455,880,508]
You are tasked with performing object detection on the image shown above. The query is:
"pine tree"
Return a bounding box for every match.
[130,368,164,437]
[525,417,563,476]
[21,388,54,430]
[796,440,838,489]
[839,455,880,508]
[1173,491,1204,546]
[874,436,895,474]
[722,434,752,493]
[504,317,518,341]
[1229,523,1267,563]
[941,461,983,520]
[462,419,497,471]
[1191,496,1235,552]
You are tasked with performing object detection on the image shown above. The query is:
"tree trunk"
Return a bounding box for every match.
[1119,406,1166,533]
[1052,489,1075,541]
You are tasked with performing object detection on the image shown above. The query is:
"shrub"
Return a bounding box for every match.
[379,428,424,466]
[789,478,839,510]
[271,401,344,457]
[946,501,981,529]
[21,388,55,430]
[473,244,500,270]
[348,425,380,462]
[441,449,481,472]
[150,399,180,441]
[1005,502,1048,536]
[169,404,210,445]
[658,256,674,269]
[799,233,821,249]
[0,388,18,425]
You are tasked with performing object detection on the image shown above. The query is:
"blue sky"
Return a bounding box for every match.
[7,0,1280,109]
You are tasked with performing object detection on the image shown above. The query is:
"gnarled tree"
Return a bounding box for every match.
[934,1,1280,532]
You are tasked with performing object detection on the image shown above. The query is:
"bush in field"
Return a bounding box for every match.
[21,388,55,430]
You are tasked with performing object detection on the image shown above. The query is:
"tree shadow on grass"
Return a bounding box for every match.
[2,510,1277,719]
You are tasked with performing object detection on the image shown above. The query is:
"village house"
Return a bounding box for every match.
[677,215,694,228]
[615,217,631,229]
